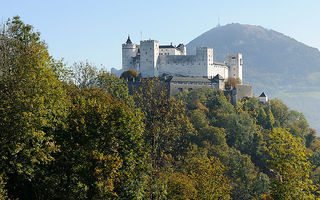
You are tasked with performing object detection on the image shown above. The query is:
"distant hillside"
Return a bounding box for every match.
[187,23,320,132]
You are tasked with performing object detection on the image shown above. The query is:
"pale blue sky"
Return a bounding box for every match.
[1,0,320,70]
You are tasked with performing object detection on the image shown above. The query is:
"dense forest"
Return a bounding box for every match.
[1,16,320,200]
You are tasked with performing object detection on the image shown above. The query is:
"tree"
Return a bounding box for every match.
[166,172,197,200]
[70,60,97,89]
[225,77,238,90]
[42,87,146,199]
[189,109,208,131]
[267,128,316,199]
[269,99,289,127]
[0,16,67,199]
[0,174,8,200]
[95,71,134,106]
[265,108,275,129]
[183,146,231,200]
[120,69,139,81]
[133,78,196,198]
[258,107,267,127]
[198,126,226,146]
[134,78,195,164]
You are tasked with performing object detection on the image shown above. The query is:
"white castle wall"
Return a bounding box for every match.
[158,55,207,77]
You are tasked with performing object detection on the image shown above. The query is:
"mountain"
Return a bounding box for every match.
[187,23,320,132]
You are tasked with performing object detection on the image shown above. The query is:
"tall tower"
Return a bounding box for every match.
[122,35,138,71]
[139,39,159,77]
[226,53,243,81]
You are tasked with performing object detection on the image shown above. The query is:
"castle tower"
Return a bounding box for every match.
[196,47,214,77]
[139,39,159,77]
[226,53,243,81]
[122,35,138,71]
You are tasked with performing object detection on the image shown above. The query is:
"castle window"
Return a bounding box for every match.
[146,52,147,54]
[178,88,183,92]
[188,88,193,91]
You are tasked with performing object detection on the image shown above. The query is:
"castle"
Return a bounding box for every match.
[114,36,252,102]
[121,36,243,80]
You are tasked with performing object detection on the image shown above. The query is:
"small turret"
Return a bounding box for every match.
[122,35,139,71]
[259,92,268,103]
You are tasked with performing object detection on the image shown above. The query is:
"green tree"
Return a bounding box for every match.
[269,99,289,127]
[257,107,267,127]
[0,16,67,199]
[70,60,98,89]
[183,146,231,200]
[95,71,134,106]
[265,108,275,129]
[198,126,226,146]
[189,109,208,131]
[166,172,197,200]
[134,78,196,198]
[43,87,146,199]
[267,128,316,200]
[120,69,139,81]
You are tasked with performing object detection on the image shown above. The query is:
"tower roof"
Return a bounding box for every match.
[259,92,266,97]
[125,35,132,44]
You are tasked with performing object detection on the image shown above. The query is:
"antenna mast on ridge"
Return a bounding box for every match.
[217,17,221,27]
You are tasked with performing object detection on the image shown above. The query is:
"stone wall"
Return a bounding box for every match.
[231,84,253,105]
[158,55,207,77]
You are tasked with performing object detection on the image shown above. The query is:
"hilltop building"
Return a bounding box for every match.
[113,36,253,102]
[121,36,242,80]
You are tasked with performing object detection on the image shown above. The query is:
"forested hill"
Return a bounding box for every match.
[187,23,320,132]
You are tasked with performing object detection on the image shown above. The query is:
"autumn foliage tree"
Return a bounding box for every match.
[0,16,67,199]
[267,128,316,199]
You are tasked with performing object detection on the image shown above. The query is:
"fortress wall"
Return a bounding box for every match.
[158,55,207,77]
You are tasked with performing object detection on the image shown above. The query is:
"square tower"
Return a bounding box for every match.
[226,53,243,81]
[139,39,159,77]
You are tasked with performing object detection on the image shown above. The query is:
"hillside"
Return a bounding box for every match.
[187,23,320,132]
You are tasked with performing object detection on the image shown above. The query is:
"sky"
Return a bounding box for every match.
[1,0,320,70]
